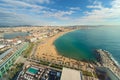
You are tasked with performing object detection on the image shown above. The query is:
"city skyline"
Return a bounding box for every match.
[0,0,120,26]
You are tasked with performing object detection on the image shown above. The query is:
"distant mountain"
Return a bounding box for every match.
[0,25,33,28]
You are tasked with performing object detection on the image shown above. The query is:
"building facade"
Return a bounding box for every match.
[0,42,29,78]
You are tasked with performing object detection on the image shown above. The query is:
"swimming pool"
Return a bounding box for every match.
[27,67,39,75]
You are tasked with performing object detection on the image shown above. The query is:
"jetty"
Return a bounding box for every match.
[96,49,120,79]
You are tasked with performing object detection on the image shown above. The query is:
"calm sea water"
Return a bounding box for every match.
[4,32,29,39]
[54,26,120,64]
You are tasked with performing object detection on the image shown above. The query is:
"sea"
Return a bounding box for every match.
[54,26,120,66]
[3,32,29,39]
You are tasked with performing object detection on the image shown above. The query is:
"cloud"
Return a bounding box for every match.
[0,0,75,20]
[43,10,74,20]
[34,0,50,4]
[0,0,77,26]
[16,0,51,4]
[86,1,102,9]
[0,0,119,26]
[1,0,32,7]
[75,0,120,25]
[70,7,81,10]
[0,0,46,9]
[0,11,52,26]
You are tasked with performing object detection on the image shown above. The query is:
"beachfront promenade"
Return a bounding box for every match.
[97,49,120,79]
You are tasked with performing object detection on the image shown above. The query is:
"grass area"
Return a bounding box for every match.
[50,64,63,70]
[81,70,93,77]
[38,60,63,69]
[39,60,50,66]
[93,72,98,78]
[23,42,34,58]
[7,63,24,80]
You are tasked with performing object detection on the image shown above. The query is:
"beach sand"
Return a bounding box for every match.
[35,31,71,61]
[34,29,92,71]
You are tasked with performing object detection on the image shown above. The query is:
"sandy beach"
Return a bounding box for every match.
[35,30,74,61]
[35,31,66,60]
[34,29,93,71]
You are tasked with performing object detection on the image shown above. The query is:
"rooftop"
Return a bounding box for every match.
[60,67,82,80]
[0,48,13,60]
[18,65,62,80]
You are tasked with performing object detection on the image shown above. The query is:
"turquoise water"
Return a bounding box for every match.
[4,32,29,39]
[27,67,38,74]
[54,26,120,64]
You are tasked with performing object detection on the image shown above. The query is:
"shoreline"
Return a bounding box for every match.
[55,29,120,69]
[96,49,120,79]
[100,49,120,69]
[34,28,93,71]
[35,29,78,57]
[34,28,120,79]
[54,29,78,42]
[53,29,78,55]
[108,53,120,68]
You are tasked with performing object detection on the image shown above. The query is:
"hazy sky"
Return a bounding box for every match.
[0,0,120,26]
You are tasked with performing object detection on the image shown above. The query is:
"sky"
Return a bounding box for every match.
[0,0,120,26]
